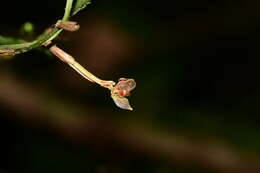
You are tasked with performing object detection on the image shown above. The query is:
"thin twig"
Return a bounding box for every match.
[48,44,116,89]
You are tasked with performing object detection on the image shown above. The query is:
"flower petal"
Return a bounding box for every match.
[111,95,133,111]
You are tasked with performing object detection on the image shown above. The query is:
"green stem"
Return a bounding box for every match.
[62,0,74,21]
[0,28,62,55]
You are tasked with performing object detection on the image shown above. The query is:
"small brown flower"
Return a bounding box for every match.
[111,78,136,111]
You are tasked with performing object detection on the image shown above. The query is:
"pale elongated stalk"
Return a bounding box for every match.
[49,45,115,90]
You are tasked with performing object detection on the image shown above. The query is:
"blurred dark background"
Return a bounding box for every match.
[1,0,260,173]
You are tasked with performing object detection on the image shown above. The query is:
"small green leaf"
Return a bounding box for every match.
[71,0,91,16]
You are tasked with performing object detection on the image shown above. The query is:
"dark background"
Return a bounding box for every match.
[1,0,260,173]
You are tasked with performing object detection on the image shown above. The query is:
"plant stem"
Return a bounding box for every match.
[49,44,116,89]
[63,0,74,22]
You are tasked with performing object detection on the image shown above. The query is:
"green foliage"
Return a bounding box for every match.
[71,0,91,16]
[0,36,24,45]
[0,0,91,57]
